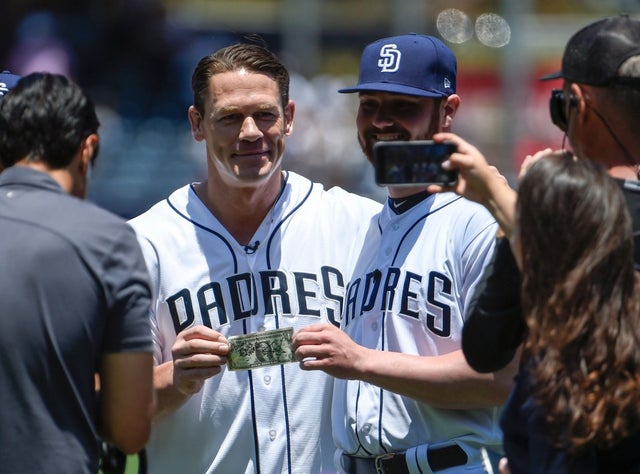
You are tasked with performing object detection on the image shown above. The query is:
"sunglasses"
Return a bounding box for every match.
[549,89,570,132]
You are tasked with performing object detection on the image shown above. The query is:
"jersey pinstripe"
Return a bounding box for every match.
[128,171,381,474]
[333,192,502,469]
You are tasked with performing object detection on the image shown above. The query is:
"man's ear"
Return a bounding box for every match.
[284,100,295,135]
[440,94,460,130]
[189,105,205,141]
[79,133,99,175]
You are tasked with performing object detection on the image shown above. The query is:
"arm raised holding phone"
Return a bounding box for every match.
[428,132,517,237]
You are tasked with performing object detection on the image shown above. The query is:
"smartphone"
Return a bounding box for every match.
[373,140,458,186]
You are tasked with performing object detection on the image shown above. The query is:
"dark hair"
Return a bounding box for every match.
[517,153,640,452]
[191,42,290,115]
[0,73,99,169]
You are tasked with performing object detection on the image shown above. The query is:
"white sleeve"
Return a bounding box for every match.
[458,206,499,318]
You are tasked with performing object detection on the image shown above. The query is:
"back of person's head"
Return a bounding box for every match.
[518,152,634,296]
[191,42,290,115]
[338,33,457,98]
[516,151,640,452]
[0,72,99,169]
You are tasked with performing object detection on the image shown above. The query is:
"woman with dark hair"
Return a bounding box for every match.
[426,139,640,472]
[501,152,640,473]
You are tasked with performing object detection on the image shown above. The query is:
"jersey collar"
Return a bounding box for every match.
[388,191,432,215]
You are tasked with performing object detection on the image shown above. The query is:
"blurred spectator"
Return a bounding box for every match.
[6,11,75,77]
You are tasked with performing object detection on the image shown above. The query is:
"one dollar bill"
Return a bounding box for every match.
[227,327,295,371]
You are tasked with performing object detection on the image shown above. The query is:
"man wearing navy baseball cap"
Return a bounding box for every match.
[294,33,510,474]
[339,33,457,98]
[337,33,460,161]
[0,71,21,98]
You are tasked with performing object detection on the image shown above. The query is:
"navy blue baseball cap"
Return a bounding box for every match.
[540,15,640,87]
[339,33,457,98]
[0,71,21,98]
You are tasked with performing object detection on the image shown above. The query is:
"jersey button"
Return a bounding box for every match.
[371,322,378,331]
[269,429,277,441]
[392,223,399,230]
[385,248,392,256]
[362,423,372,434]
[264,375,271,385]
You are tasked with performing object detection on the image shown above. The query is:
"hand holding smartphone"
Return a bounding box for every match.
[373,140,458,187]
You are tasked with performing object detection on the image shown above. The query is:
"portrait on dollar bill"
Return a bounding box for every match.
[227,327,296,371]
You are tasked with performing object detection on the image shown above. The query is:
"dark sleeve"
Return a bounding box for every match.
[102,223,153,353]
[462,236,526,373]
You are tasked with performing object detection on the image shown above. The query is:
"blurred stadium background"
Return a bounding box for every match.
[1,0,639,217]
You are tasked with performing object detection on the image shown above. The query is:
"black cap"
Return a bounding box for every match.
[540,15,640,87]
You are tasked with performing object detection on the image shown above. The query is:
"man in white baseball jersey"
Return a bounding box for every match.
[128,42,381,474]
[293,34,517,474]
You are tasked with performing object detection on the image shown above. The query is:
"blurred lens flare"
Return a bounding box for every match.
[436,9,474,44]
[475,13,511,48]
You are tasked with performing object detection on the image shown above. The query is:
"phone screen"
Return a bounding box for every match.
[373,140,458,186]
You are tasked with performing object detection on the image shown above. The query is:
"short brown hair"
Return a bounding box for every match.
[191,42,290,115]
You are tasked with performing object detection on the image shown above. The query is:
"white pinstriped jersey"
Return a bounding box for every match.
[128,171,381,474]
[333,192,502,471]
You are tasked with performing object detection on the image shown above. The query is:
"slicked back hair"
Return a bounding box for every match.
[0,73,99,169]
[191,42,290,115]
